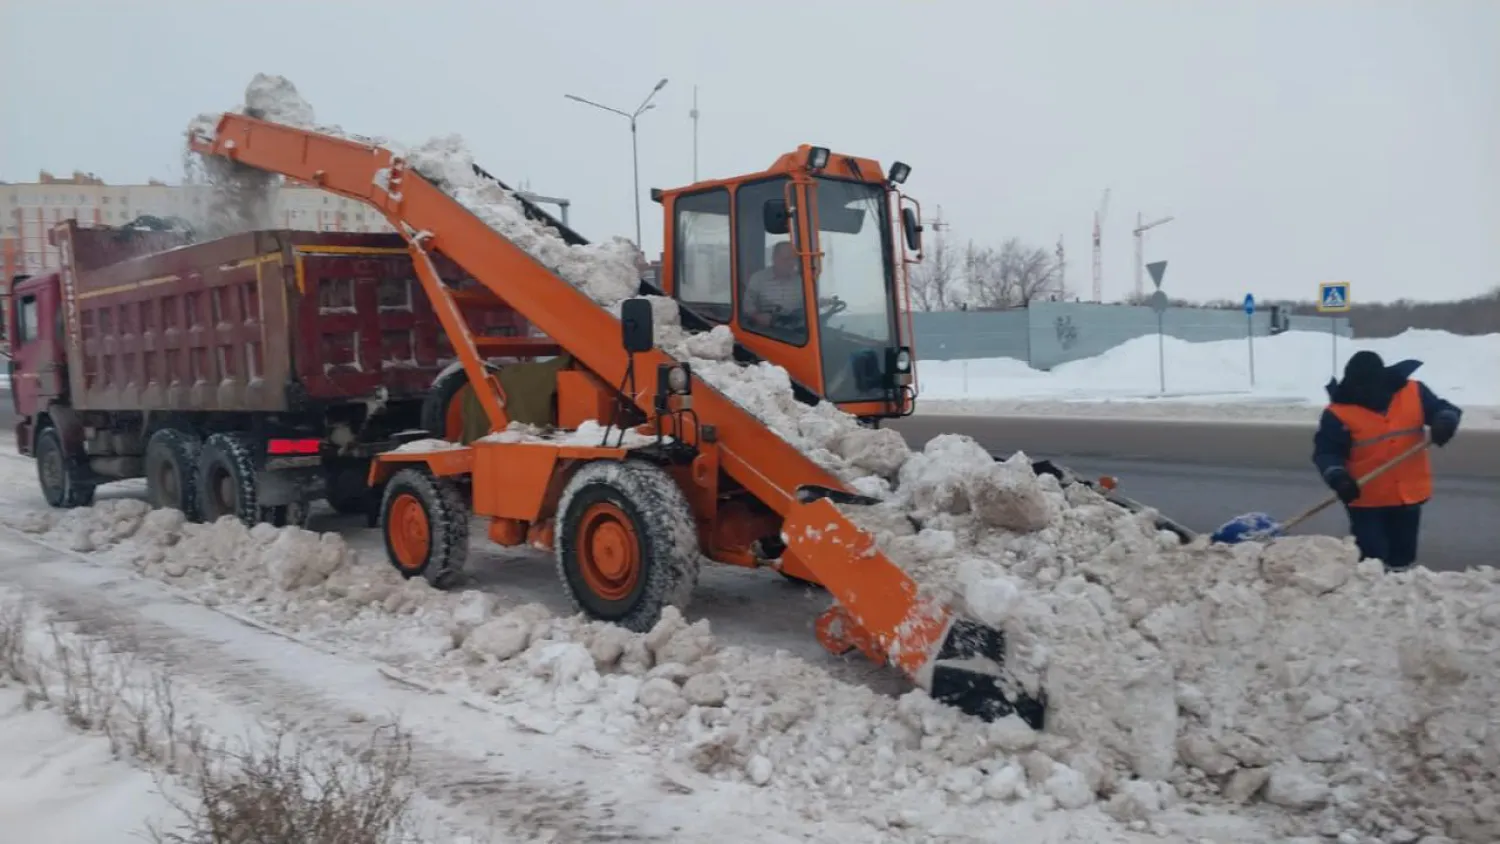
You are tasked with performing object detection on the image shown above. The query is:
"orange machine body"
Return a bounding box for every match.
[188,115,1041,726]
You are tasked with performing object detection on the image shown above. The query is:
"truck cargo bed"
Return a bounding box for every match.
[53,223,526,414]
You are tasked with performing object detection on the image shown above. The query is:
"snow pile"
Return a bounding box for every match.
[920,329,1500,408]
[843,438,1500,842]
[11,499,1500,841]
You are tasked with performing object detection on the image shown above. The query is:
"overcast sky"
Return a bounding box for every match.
[3,0,1496,304]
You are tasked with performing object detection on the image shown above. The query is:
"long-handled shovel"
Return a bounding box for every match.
[1211,433,1432,544]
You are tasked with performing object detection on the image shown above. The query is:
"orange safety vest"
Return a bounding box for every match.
[1327,380,1432,508]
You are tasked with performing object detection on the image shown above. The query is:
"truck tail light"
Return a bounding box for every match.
[267,438,321,456]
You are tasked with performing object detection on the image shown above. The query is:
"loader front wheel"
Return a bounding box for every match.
[556,460,700,632]
[380,468,469,588]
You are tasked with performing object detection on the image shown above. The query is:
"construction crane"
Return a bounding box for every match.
[1133,211,1175,300]
[1091,188,1110,302]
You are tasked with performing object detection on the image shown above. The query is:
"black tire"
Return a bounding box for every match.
[195,432,260,526]
[380,468,470,588]
[327,493,368,516]
[144,428,203,520]
[555,460,700,632]
[420,366,473,440]
[35,426,95,509]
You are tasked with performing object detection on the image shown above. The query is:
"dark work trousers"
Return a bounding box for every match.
[1345,503,1424,571]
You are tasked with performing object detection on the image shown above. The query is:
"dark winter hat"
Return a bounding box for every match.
[1342,350,1385,385]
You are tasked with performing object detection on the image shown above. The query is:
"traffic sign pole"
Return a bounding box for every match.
[1147,262,1169,395]
[1244,293,1256,387]
[1316,282,1352,379]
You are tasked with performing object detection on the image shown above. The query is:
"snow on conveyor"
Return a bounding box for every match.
[153,74,1500,842]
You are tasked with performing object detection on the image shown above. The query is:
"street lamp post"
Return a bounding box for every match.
[564,78,669,252]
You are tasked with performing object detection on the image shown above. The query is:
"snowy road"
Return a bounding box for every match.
[893,415,1499,572]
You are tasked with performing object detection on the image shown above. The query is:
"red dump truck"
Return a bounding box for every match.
[6,221,529,524]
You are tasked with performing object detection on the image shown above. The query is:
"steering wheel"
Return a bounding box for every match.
[818,296,848,319]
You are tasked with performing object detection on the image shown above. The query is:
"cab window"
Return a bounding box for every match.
[735,177,806,346]
[673,189,732,323]
[17,295,38,345]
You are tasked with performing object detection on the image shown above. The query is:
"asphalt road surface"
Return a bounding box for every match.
[892,415,1500,573]
[3,389,1492,571]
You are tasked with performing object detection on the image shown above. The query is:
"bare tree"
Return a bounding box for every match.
[908,233,963,311]
[963,241,1012,309]
[1001,238,1065,306]
[962,238,1064,309]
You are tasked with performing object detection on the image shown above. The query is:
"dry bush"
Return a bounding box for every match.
[150,721,418,844]
[0,596,25,683]
[1,595,419,843]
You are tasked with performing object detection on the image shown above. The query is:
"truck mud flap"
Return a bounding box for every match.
[997,453,1197,544]
[255,466,325,508]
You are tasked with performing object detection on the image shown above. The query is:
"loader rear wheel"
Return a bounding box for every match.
[380,468,469,588]
[421,367,473,442]
[556,460,700,632]
[145,428,202,521]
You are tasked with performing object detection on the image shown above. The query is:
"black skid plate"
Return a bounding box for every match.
[928,617,1047,730]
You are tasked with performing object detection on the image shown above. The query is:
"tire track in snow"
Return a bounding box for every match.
[0,529,663,843]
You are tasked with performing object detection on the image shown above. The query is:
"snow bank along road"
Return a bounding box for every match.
[892,415,1500,574]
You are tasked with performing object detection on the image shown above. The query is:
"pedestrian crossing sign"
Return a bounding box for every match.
[1318,281,1351,313]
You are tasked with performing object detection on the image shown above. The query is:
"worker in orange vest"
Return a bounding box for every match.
[1312,351,1461,571]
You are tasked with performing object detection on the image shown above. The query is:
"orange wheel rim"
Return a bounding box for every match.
[389,493,431,571]
[444,387,467,442]
[577,502,640,601]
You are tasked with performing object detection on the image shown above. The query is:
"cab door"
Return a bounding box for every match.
[8,274,65,418]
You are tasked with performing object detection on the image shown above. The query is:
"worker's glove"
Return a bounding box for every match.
[1323,467,1360,504]
[1430,411,1459,447]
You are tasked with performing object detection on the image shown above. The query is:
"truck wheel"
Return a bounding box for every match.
[380,468,469,588]
[555,460,700,632]
[35,426,95,509]
[195,433,260,527]
[420,366,472,442]
[145,429,203,521]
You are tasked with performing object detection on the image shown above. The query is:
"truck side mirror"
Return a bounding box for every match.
[763,200,790,235]
[901,207,922,252]
[620,297,654,353]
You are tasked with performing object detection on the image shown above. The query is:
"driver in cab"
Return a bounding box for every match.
[744,241,805,333]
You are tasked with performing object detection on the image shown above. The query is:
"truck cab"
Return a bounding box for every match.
[7,271,66,453]
[655,145,922,421]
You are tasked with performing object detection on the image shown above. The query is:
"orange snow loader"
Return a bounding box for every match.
[189,115,1046,728]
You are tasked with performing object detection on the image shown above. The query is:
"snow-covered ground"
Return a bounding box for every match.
[0,685,177,843]
[917,330,1500,428]
[2,433,1498,843]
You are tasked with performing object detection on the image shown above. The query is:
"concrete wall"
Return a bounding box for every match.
[910,309,1029,363]
[911,304,1353,369]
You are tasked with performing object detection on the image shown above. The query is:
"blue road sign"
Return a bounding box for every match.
[1243,294,1255,315]
[1318,281,1351,313]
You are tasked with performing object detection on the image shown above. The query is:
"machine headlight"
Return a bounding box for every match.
[894,348,912,372]
[888,161,911,185]
[666,364,692,394]
[807,146,831,171]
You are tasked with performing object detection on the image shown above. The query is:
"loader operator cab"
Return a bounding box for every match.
[658,145,921,420]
